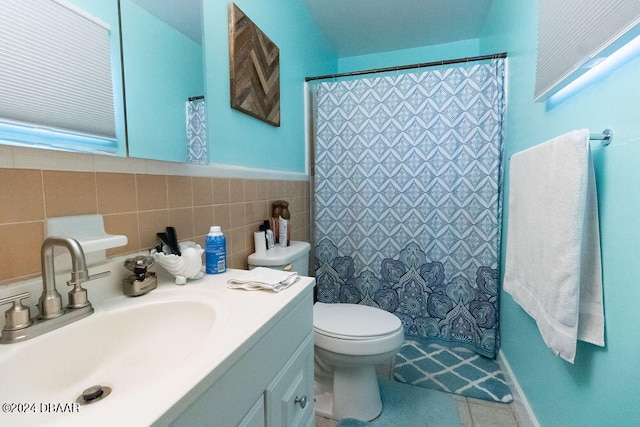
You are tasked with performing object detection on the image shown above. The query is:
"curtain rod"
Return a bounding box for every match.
[305,52,507,82]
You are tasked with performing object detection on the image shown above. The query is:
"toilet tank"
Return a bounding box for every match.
[248,241,311,275]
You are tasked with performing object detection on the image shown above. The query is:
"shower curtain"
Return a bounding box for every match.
[312,59,505,358]
[186,97,208,164]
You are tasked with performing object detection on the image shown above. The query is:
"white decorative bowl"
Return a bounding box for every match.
[153,242,204,285]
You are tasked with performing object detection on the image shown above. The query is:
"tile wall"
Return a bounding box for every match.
[0,167,310,286]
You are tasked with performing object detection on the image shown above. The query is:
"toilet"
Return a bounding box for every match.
[313,302,404,421]
[248,241,405,422]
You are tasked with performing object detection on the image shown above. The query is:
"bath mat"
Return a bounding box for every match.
[393,338,513,403]
[336,378,460,427]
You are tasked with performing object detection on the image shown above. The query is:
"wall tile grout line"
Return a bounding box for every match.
[0,169,311,285]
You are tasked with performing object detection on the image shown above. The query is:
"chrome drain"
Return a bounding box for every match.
[76,385,112,405]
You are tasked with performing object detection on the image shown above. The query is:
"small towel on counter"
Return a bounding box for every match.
[503,129,605,364]
[227,267,300,292]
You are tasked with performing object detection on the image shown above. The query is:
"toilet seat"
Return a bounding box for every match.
[314,303,402,338]
[313,303,404,356]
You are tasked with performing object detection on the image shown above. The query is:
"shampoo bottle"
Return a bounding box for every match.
[205,226,226,274]
[270,201,282,244]
[261,220,275,249]
[279,201,291,247]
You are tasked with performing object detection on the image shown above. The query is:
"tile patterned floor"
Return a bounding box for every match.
[315,396,523,427]
[314,363,532,427]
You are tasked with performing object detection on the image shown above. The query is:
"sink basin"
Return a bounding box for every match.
[0,287,228,426]
[0,267,315,427]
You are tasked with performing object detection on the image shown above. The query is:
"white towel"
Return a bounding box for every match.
[227,267,300,292]
[503,129,605,364]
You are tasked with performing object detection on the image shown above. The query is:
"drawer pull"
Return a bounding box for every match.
[294,395,307,409]
[283,263,293,271]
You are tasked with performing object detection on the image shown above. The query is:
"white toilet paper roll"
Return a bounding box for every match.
[254,231,267,254]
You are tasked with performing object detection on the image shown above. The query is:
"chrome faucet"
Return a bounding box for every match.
[0,236,110,344]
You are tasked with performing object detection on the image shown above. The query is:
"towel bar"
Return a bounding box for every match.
[589,129,612,146]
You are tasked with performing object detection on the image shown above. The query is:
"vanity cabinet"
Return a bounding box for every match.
[163,287,314,427]
[265,335,314,426]
[238,396,265,427]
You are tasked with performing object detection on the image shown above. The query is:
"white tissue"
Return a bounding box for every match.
[254,231,267,254]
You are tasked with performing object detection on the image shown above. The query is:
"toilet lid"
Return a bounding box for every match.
[313,302,402,340]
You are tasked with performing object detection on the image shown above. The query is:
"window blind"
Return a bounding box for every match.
[535,0,640,101]
[0,0,116,142]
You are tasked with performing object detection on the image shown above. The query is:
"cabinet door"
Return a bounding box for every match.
[266,334,314,427]
[239,394,265,427]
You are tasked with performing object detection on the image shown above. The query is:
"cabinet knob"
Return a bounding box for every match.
[294,395,307,409]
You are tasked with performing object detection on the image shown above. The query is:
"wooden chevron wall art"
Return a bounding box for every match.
[228,3,280,127]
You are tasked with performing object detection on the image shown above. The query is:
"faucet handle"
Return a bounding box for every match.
[67,270,111,309]
[0,292,33,330]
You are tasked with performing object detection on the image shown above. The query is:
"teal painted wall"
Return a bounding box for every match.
[480,1,640,425]
[120,0,204,162]
[202,0,336,173]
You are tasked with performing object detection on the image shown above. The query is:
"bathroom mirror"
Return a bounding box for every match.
[119,0,205,162]
[0,0,127,156]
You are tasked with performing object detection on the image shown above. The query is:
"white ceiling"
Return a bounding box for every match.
[303,0,494,57]
[129,0,494,57]
[131,0,202,44]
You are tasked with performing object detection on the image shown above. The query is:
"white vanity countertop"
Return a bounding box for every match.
[0,268,315,427]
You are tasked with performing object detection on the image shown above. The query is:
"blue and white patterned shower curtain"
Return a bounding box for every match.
[186,98,208,164]
[313,59,505,358]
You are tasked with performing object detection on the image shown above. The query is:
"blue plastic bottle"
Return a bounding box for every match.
[205,226,226,274]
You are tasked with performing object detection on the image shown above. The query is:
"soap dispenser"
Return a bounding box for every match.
[123,255,157,296]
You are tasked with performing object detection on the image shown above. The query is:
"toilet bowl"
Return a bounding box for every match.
[313,302,404,421]
[247,241,404,421]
